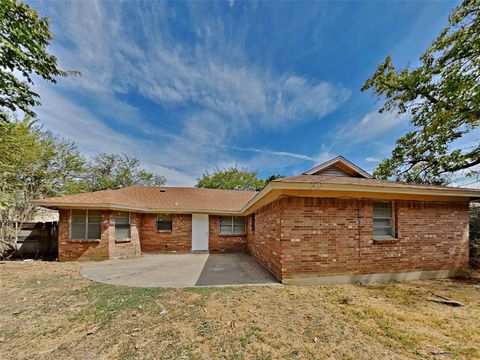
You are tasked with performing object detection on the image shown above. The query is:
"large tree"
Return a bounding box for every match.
[362,0,479,185]
[80,153,167,192]
[0,117,168,254]
[196,166,266,191]
[0,117,85,251]
[0,0,78,122]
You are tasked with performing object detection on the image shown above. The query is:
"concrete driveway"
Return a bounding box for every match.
[81,253,279,287]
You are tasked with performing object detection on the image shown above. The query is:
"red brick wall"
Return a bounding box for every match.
[247,199,283,279]
[109,212,141,259]
[58,210,143,261]
[139,213,192,252]
[58,209,109,261]
[209,215,247,252]
[268,197,470,280]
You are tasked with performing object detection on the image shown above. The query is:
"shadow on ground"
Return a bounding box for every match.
[81,253,279,287]
[195,253,278,286]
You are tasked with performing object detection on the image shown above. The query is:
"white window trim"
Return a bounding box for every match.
[372,201,396,238]
[69,209,101,240]
[219,216,246,235]
[156,213,173,231]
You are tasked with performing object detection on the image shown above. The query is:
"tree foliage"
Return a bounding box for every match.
[196,166,266,191]
[470,205,480,268]
[0,0,78,122]
[81,153,167,192]
[265,174,286,183]
[362,0,480,184]
[0,116,167,253]
[0,117,85,251]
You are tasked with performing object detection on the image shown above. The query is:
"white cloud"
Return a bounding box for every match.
[365,156,381,162]
[28,1,350,186]
[44,1,349,131]
[34,83,197,186]
[335,110,408,144]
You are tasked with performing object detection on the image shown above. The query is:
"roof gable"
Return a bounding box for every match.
[304,156,372,178]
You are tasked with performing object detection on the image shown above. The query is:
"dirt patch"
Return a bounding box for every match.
[1,261,479,359]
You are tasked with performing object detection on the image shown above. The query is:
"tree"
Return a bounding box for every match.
[0,116,85,252]
[196,166,266,191]
[362,0,480,184]
[470,205,480,268]
[80,153,167,192]
[265,174,286,183]
[0,0,78,122]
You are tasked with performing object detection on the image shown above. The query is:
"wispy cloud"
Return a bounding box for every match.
[46,1,349,130]
[334,110,408,144]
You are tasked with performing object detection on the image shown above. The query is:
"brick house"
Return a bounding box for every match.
[35,156,480,284]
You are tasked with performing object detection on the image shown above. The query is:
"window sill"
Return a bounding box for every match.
[115,238,131,243]
[157,230,172,233]
[373,237,400,244]
[67,239,100,243]
[219,233,247,237]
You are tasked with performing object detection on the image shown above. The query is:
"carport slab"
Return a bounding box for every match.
[81,253,279,287]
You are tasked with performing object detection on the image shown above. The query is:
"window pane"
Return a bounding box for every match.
[158,214,172,222]
[232,217,246,226]
[115,227,130,239]
[157,221,172,231]
[373,219,391,227]
[220,225,233,234]
[374,227,392,237]
[72,209,86,216]
[233,224,246,234]
[220,216,232,226]
[373,202,393,237]
[373,202,392,218]
[88,210,101,223]
[72,213,87,224]
[71,223,86,239]
[115,211,129,225]
[87,223,101,239]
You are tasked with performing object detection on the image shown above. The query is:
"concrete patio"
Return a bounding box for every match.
[80,253,279,287]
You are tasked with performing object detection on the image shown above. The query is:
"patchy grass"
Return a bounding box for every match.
[0,261,479,359]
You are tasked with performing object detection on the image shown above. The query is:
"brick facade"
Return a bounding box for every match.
[109,212,141,259]
[139,214,192,252]
[58,209,141,261]
[209,215,247,252]
[58,196,470,285]
[247,200,283,278]
[249,197,470,282]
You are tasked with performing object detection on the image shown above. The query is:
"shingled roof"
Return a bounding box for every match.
[36,186,257,214]
[273,174,480,194]
[35,156,480,214]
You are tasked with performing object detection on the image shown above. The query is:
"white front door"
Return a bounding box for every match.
[192,214,209,252]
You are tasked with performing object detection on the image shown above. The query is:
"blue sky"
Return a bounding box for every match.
[29,0,468,186]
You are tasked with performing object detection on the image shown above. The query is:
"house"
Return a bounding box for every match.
[35,156,480,284]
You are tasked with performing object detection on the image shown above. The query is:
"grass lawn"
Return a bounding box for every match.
[0,261,479,360]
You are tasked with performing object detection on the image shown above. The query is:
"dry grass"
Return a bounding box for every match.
[0,261,479,360]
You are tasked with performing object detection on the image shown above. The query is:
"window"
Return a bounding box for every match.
[373,201,394,237]
[115,211,130,239]
[70,210,101,240]
[157,214,173,231]
[220,216,246,235]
